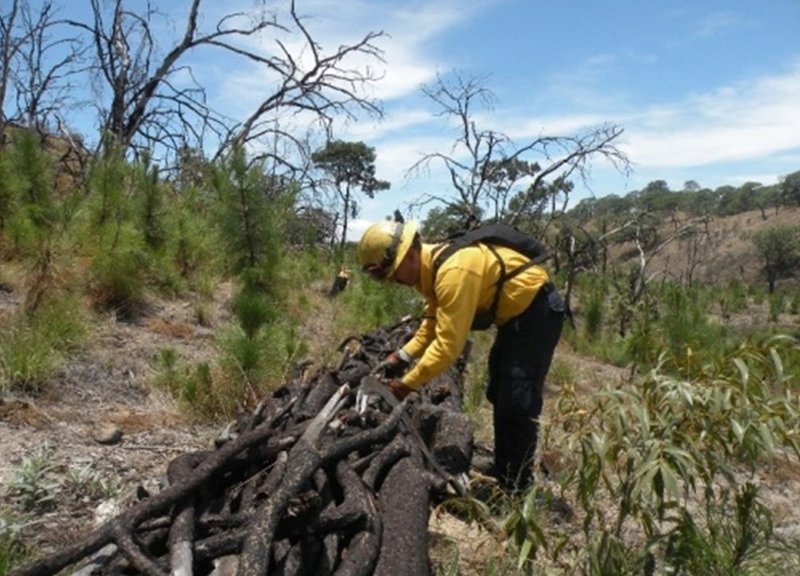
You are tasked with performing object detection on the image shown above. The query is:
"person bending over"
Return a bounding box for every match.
[357,220,564,491]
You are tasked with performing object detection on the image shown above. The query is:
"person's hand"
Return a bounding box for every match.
[388,379,414,401]
[375,351,409,377]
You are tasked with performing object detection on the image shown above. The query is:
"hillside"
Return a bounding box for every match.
[642,206,800,288]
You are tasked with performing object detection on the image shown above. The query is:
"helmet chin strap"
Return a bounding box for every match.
[379,222,404,272]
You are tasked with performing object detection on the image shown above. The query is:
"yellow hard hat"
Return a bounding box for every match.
[357,220,419,279]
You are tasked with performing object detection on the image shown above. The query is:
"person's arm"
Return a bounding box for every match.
[401,266,481,389]
[400,302,436,360]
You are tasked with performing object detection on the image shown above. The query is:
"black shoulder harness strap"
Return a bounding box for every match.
[430,231,548,329]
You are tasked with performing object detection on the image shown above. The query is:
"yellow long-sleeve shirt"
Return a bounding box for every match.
[399,242,550,390]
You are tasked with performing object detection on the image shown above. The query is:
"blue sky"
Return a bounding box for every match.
[255,0,799,239]
[49,1,800,240]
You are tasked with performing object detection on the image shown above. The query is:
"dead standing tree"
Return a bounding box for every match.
[585,212,711,339]
[10,319,474,576]
[0,0,84,145]
[64,0,384,173]
[407,72,629,240]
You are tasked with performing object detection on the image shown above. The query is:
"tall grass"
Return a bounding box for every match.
[339,271,422,333]
[0,297,86,393]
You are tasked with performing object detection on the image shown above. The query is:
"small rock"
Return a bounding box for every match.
[94,501,121,526]
[92,423,123,445]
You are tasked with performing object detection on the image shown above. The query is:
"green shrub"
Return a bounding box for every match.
[626,300,661,368]
[727,280,749,313]
[768,291,785,322]
[546,358,575,391]
[461,332,492,427]
[185,316,309,419]
[170,201,216,281]
[90,242,149,318]
[63,464,120,502]
[0,149,15,239]
[85,143,130,231]
[31,296,87,353]
[210,146,289,284]
[542,335,800,573]
[232,285,275,339]
[583,279,606,340]
[0,131,59,257]
[154,348,217,415]
[665,483,779,575]
[790,291,800,315]
[135,156,167,252]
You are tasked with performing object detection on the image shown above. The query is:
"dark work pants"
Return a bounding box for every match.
[487,283,564,490]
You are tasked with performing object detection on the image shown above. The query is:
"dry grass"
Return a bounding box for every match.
[634,206,800,288]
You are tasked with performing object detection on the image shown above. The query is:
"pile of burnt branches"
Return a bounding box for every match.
[11,318,474,576]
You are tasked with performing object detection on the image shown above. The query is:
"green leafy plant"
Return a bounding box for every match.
[665,483,780,576]
[545,335,800,573]
[8,446,59,512]
[504,488,547,573]
[232,281,275,339]
[154,348,215,413]
[135,153,167,252]
[0,515,29,576]
[83,146,182,317]
[63,464,120,501]
[0,131,58,258]
[340,272,421,332]
[790,291,800,315]
[582,277,606,341]
[768,291,784,322]
[210,146,289,283]
[460,332,492,423]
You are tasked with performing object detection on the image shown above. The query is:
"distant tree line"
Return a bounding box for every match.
[568,175,800,223]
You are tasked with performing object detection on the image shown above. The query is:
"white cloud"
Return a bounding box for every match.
[342,108,433,140]
[370,136,457,192]
[625,63,800,168]
[693,10,754,39]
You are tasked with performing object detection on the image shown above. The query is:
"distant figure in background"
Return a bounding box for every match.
[393,209,405,224]
[327,266,349,298]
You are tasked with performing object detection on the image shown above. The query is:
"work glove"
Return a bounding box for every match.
[375,350,410,378]
[388,378,415,401]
